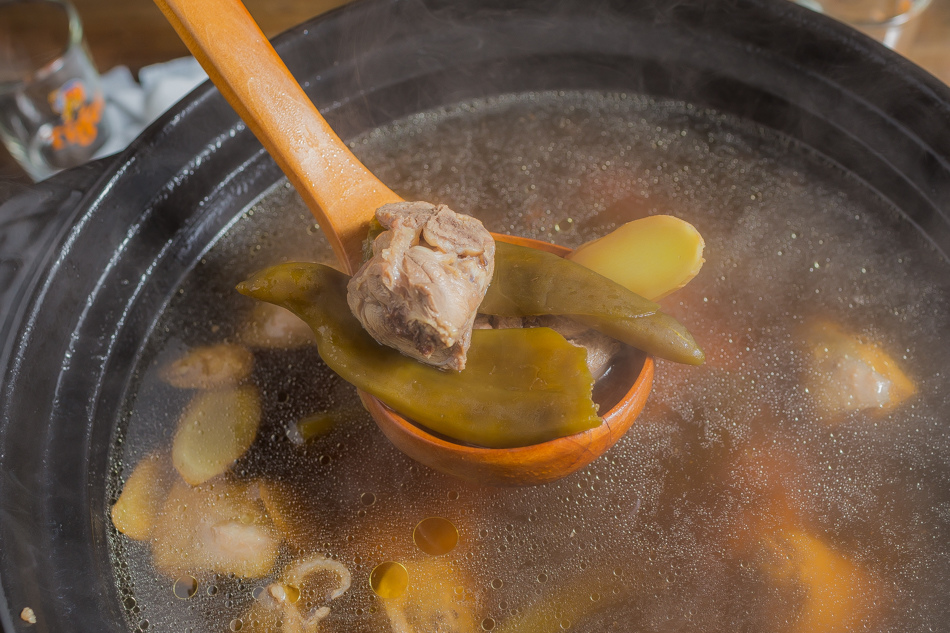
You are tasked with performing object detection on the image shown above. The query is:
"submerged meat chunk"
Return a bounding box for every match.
[800,319,916,420]
[347,202,495,371]
[150,478,279,579]
[562,325,622,381]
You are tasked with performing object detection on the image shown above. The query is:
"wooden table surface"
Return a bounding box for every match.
[1,0,948,188]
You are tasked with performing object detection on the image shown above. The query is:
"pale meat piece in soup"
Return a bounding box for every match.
[347,202,495,371]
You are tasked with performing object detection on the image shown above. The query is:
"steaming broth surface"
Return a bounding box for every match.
[109,91,950,632]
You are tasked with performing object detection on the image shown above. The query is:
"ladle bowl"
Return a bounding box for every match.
[363,359,653,485]
[155,0,655,485]
[368,238,654,486]
[364,234,655,485]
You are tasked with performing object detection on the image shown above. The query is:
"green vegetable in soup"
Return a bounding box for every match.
[237,263,600,448]
[481,241,705,366]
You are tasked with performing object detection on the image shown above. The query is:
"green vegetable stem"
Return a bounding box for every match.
[481,242,704,366]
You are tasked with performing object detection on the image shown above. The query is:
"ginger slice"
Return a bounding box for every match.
[567,215,705,301]
[111,452,174,541]
[172,385,261,485]
[161,343,254,390]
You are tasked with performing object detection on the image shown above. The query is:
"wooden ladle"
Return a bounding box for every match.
[154,0,653,485]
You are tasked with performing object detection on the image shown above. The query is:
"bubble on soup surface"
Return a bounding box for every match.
[173,576,198,600]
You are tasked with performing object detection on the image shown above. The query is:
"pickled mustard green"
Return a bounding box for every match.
[237,263,600,448]
[481,241,705,365]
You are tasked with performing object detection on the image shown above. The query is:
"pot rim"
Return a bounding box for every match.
[1,1,949,631]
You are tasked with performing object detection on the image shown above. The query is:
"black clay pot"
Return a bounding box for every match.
[1,1,948,631]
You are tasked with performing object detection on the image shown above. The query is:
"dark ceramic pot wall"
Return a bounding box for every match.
[1,1,948,631]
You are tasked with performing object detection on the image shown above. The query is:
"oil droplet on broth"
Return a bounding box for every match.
[284,584,301,603]
[173,575,198,599]
[412,516,459,556]
[491,578,504,590]
[370,561,409,599]
[360,492,376,506]
[229,618,243,632]
[482,617,496,630]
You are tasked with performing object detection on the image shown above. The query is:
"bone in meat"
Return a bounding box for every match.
[347,202,495,371]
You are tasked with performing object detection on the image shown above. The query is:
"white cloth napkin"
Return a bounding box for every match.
[92,56,208,160]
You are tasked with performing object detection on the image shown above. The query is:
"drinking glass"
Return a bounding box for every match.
[794,0,934,53]
[0,0,110,181]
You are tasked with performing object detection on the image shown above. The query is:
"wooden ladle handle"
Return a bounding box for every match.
[154,0,402,273]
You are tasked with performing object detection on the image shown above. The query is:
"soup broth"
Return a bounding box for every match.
[108,91,950,632]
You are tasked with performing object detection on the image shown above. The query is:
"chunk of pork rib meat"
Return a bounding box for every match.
[347,202,495,371]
